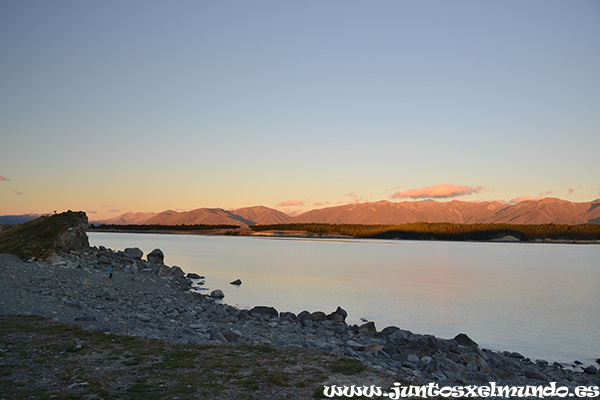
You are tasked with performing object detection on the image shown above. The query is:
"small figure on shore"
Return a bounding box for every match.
[108,266,113,280]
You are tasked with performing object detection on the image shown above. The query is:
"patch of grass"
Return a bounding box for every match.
[0,315,396,400]
[330,357,367,375]
[266,372,290,386]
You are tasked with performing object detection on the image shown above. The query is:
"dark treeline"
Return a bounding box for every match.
[90,224,241,232]
[250,223,600,241]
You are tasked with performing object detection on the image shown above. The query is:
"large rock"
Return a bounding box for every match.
[358,321,377,335]
[147,248,164,264]
[209,289,225,298]
[297,311,313,321]
[124,247,143,259]
[454,333,478,347]
[311,311,327,321]
[251,306,278,318]
[327,306,348,323]
[171,266,185,279]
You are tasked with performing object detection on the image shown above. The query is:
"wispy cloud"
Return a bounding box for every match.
[0,176,10,182]
[568,188,574,195]
[109,209,120,213]
[276,199,304,207]
[344,192,364,204]
[313,201,331,207]
[14,190,23,195]
[386,185,402,192]
[391,184,482,200]
[509,195,546,204]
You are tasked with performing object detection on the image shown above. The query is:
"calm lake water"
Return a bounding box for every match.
[88,232,600,365]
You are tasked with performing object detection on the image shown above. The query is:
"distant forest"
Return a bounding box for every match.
[249,223,600,241]
[88,222,600,241]
[89,224,241,232]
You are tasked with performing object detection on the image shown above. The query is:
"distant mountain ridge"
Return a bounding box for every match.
[10,198,598,227]
[293,198,600,225]
[0,214,46,225]
[94,206,293,227]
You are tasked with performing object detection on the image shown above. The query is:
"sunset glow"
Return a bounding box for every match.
[1,1,599,220]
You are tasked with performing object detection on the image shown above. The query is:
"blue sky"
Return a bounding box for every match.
[1,0,599,218]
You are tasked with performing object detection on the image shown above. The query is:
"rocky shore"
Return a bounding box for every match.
[1,245,599,392]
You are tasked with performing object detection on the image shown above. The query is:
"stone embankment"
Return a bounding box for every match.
[1,246,599,390]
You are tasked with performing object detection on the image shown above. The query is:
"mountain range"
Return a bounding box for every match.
[89,198,600,227]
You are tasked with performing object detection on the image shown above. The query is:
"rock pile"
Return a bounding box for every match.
[1,246,598,389]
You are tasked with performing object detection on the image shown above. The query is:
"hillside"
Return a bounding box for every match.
[0,211,89,260]
[146,208,255,227]
[231,206,292,225]
[99,212,159,225]
[92,206,291,227]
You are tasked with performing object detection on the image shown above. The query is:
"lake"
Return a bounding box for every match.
[88,232,600,366]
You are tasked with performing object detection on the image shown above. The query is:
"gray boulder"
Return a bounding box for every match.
[297,310,313,321]
[147,248,164,264]
[251,306,278,318]
[171,266,185,279]
[327,306,347,323]
[524,368,546,380]
[209,289,225,298]
[358,321,377,335]
[454,333,478,347]
[279,311,298,322]
[311,311,327,321]
[124,247,143,259]
[584,365,598,374]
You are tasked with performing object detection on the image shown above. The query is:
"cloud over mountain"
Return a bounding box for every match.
[391,184,482,200]
[276,200,304,207]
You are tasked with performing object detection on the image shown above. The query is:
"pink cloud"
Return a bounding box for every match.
[391,184,482,200]
[276,199,304,207]
[313,201,331,207]
[509,195,547,204]
[344,192,364,204]
[109,209,120,213]
[568,188,574,195]
[386,185,402,192]
[0,176,10,182]
[14,190,23,195]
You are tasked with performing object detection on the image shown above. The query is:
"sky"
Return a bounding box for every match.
[1,0,599,220]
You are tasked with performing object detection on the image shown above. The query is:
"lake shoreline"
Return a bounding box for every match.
[2,244,599,388]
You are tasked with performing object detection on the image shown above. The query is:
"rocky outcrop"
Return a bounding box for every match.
[53,212,89,253]
[0,211,89,260]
